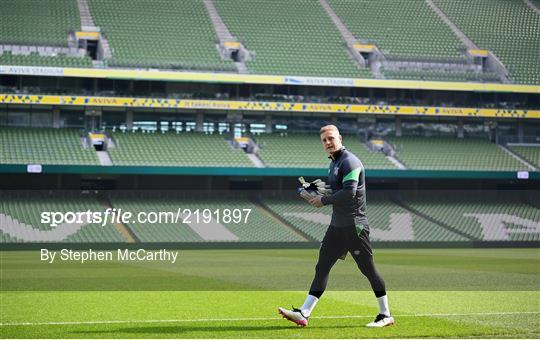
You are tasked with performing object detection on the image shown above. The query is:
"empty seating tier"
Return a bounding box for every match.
[405,195,540,241]
[262,196,468,242]
[0,0,80,46]
[388,136,528,171]
[255,133,395,169]
[328,0,465,61]
[109,195,304,242]
[0,127,99,165]
[108,131,253,167]
[0,51,93,68]
[507,145,540,169]
[87,0,235,71]
[382,69,501,83]
[434,0,540,84]
[214,0,370,78]
[0,194,125,243]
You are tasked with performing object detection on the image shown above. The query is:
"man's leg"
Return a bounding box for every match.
[349,228,394,327]
[279,227,344,326]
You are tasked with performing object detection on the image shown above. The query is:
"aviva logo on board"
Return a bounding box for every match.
[1,94,538,119]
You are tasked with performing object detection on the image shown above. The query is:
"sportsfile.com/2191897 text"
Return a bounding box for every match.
[40,208,252,227]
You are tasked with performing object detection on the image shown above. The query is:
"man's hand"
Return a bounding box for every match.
[308,195,324,208]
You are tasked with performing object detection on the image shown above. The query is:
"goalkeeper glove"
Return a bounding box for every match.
[298,177,332,196]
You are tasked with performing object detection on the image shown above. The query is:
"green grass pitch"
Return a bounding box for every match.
[1,248,539,338]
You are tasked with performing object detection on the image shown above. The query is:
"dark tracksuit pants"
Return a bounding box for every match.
[308,225,387,298]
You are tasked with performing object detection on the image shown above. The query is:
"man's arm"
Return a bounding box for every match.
[320,179,358,205]
[320,158,362,206]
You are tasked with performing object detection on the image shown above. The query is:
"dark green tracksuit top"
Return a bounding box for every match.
[320,147,369,230]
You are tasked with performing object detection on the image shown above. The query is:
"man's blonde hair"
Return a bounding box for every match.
[319,124,340,135]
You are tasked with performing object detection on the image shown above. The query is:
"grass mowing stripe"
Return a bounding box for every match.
[2,311,538,327]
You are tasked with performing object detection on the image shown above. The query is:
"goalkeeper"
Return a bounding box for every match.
[278,125,394,328]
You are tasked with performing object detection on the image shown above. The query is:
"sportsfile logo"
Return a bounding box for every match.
[40,208,252,227]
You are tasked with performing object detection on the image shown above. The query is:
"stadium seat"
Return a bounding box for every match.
[0,127,99,165]
[388,136,529,171]
[213,0,371,78]
[254,133,396,169]
[87,0,235,72]
[108,130,253,167]
[434,0,540,84]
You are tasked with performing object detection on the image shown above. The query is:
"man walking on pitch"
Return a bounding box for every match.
[278,125,394,328]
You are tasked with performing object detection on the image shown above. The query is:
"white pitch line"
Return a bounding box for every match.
[1,311,538,327]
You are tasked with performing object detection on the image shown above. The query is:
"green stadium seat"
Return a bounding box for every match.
[108,130,253,167]
[87,0,235,72]
[0,127,99,165]
[254,133,396,169]
[434,0,540,85]
[388,136,529,171]
[214,0,371,78]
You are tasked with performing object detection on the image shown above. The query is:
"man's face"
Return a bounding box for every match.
[320,129,343,155]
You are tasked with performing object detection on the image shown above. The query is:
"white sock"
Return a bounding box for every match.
[300,294,319,317]
[377,295,390,316]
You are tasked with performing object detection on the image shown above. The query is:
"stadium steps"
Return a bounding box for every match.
[387,155,407,170]
[252,198,314,242]
[98,197,138,243]
[392,198,476,241]
[95,150,113,166]
[318,0,367,70]
[424,0,477,50]
[524,0,540,15]
[498,145,536,171]
[202,0,248,74]
[328,0,506,82]
[331,0,468,60]
[246,153,265,168]
[203,0,234,41]
[76,0,96,28]
[426,0,509,83]
[507,144,540,169]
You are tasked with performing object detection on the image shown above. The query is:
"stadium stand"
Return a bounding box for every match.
[0,194,125,242]
[255,133,395,169]
[404,195,540,241]
[327,0,466,61]
[262,196,469,242]
[109,195,304,242]
[108,130,253,167]
[388,136,529,171]
[87,0,235,71]
[382,69,501,83]
[107,196,204,242]
[434,0,540,84]
[213,0,370,78]
[0,51,93,68]
[255,133,329,168]
[0,128,99,165]
[0,0,80,46]
[507,145,540,169]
